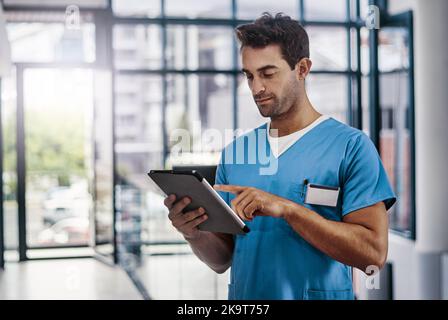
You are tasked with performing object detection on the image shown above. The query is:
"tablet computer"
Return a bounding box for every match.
[148,170,249,235]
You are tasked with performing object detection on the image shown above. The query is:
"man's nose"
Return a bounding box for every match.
[251,78,266,96]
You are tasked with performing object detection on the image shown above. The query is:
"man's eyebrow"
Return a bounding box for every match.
[257,65,279,72]
[241,65,279,74]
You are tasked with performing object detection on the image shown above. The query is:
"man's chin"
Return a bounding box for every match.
[257,110,271,118]
[257,105,274,118]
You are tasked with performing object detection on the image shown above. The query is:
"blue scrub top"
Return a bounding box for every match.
[215,118,396,300]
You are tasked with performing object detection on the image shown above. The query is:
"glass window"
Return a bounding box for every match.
[378,25,413,237]
[92,71,114,258]
[166,25,234,70]
[3,0,107,8]
[113,24,162,70]
[237,0,299,20]
[114,74,163,153]
[379,27,409,72]
[304,0,347,21]
[112,0,161,18]
[167,74,233,166]
[7,22,95,63]
[349,0,358,21]
[1,69,18,252]
[165,0,231,19]
[306,74,348,123]
[306,26,348,71]
[360,27,370,75]
[166,74,188,135]
[114,74,166,250]
[359,0,369,22]
[361,75,370,136]
[349,27,359,71]
[380,71,412,237]
[23,68,94,247]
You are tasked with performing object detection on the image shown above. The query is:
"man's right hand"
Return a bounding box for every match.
[164,194,208,240]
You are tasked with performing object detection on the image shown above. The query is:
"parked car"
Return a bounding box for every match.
[37,217,90,245]
[42,186,90,225]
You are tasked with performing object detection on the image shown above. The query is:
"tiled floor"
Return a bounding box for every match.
[0,258,142,300]
[134,253,230,300]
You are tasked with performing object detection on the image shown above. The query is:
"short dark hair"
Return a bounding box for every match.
[235,12,310,70]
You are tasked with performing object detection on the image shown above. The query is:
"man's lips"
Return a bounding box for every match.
[255,97,273,104]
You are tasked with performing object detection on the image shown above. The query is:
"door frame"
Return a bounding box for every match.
[15,64,116,261]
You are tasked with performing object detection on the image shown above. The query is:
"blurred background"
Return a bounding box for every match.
[0,0,447,300]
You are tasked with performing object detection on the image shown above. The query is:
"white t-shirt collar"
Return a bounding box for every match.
[267,115,330,158]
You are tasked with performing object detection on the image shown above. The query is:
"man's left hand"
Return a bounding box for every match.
[213,184,292,221]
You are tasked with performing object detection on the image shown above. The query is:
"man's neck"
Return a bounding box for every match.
[270,94,322,137]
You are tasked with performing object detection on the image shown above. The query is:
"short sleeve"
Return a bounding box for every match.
[215,151,230,206]
[341,133,396,216]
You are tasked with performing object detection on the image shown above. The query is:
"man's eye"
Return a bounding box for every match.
[245,74,253,80]
[263,73,275,78]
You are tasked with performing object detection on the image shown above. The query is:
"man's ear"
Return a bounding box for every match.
[295,58,312,81]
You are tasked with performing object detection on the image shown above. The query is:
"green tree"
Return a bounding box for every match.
[2,106,86,195]
[25,107,86,186]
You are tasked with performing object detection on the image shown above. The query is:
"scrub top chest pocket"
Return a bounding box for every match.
[304,182,340,207]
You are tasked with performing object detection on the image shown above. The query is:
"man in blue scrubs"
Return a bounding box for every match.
[164,13,396,300]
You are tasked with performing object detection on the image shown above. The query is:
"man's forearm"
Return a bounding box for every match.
[283,202,386,272]
[185,231,234,274]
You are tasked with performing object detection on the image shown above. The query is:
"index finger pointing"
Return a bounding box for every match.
[213,184,246,194]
